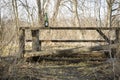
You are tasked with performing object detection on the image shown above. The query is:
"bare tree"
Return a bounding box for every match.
[12,0,19,27]
[72,0,80,27]
[52,0,61,26]
[106,0,115,27]
[19,0,34,27]
[98,0,102,27]
[0,4,2,54]
[0,7,2,28]
[36,0,43,27]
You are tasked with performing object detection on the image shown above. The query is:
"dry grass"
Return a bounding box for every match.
[0,55,120,80]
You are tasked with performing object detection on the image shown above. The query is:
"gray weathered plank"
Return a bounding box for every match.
[31,29,41,51]
[20,27,120,30]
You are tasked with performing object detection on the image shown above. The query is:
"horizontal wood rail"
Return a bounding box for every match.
[20,27,120,30]
[26,40,113,42]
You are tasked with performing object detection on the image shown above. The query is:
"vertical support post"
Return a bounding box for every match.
[115,29,120,58]
[19,28,25,58]
[115,29,120,43]
[31,29,41,51]
[110,29,120,58]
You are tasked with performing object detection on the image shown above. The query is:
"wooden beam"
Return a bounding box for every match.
[115,29,120,43]
[20,27,120,30]
[30,57,107,62]
[115,29,120,58]
[24,44,119,58]
[96,29,110,43]
[19,29,25,58]
[90,43,119,51]
[24,47,105,58]
[26,40,107,42]
[31,29,41,51]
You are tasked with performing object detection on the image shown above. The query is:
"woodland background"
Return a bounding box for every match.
[0,0,120,56]
[0,0,120,80]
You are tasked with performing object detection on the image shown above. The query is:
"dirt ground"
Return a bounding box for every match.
[0,57,119,80]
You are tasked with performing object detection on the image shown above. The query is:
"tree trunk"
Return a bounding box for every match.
[0,8,2,29]
[52,0,61,26]
[72,0,80,27]
[0,7,2,55]
[19,29,25,58]
[12,0,19,43]
[12,0,19,27]
[106,0,115,27]
[36,0,43,27]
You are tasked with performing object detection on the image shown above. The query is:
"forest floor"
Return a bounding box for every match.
[0,56,118,80]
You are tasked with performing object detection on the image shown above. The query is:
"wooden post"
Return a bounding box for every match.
[115,29,120,43]
[19,28,25,58]
[31,29,41,51]
[115,29,120,58]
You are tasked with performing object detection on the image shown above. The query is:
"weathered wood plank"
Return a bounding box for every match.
[30,57,107,62]
[24,50,106,58]
[115,29,120,43]
[20,27,120,30]
[96,29,111,43]
[31,29,41,51]
[24,44,118,58]
[115,29,120,58]
[24,50,55,58]
[26,40,107,42]
[90,43,119,51]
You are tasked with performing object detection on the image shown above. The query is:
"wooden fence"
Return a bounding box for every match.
[19,27,120,57]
